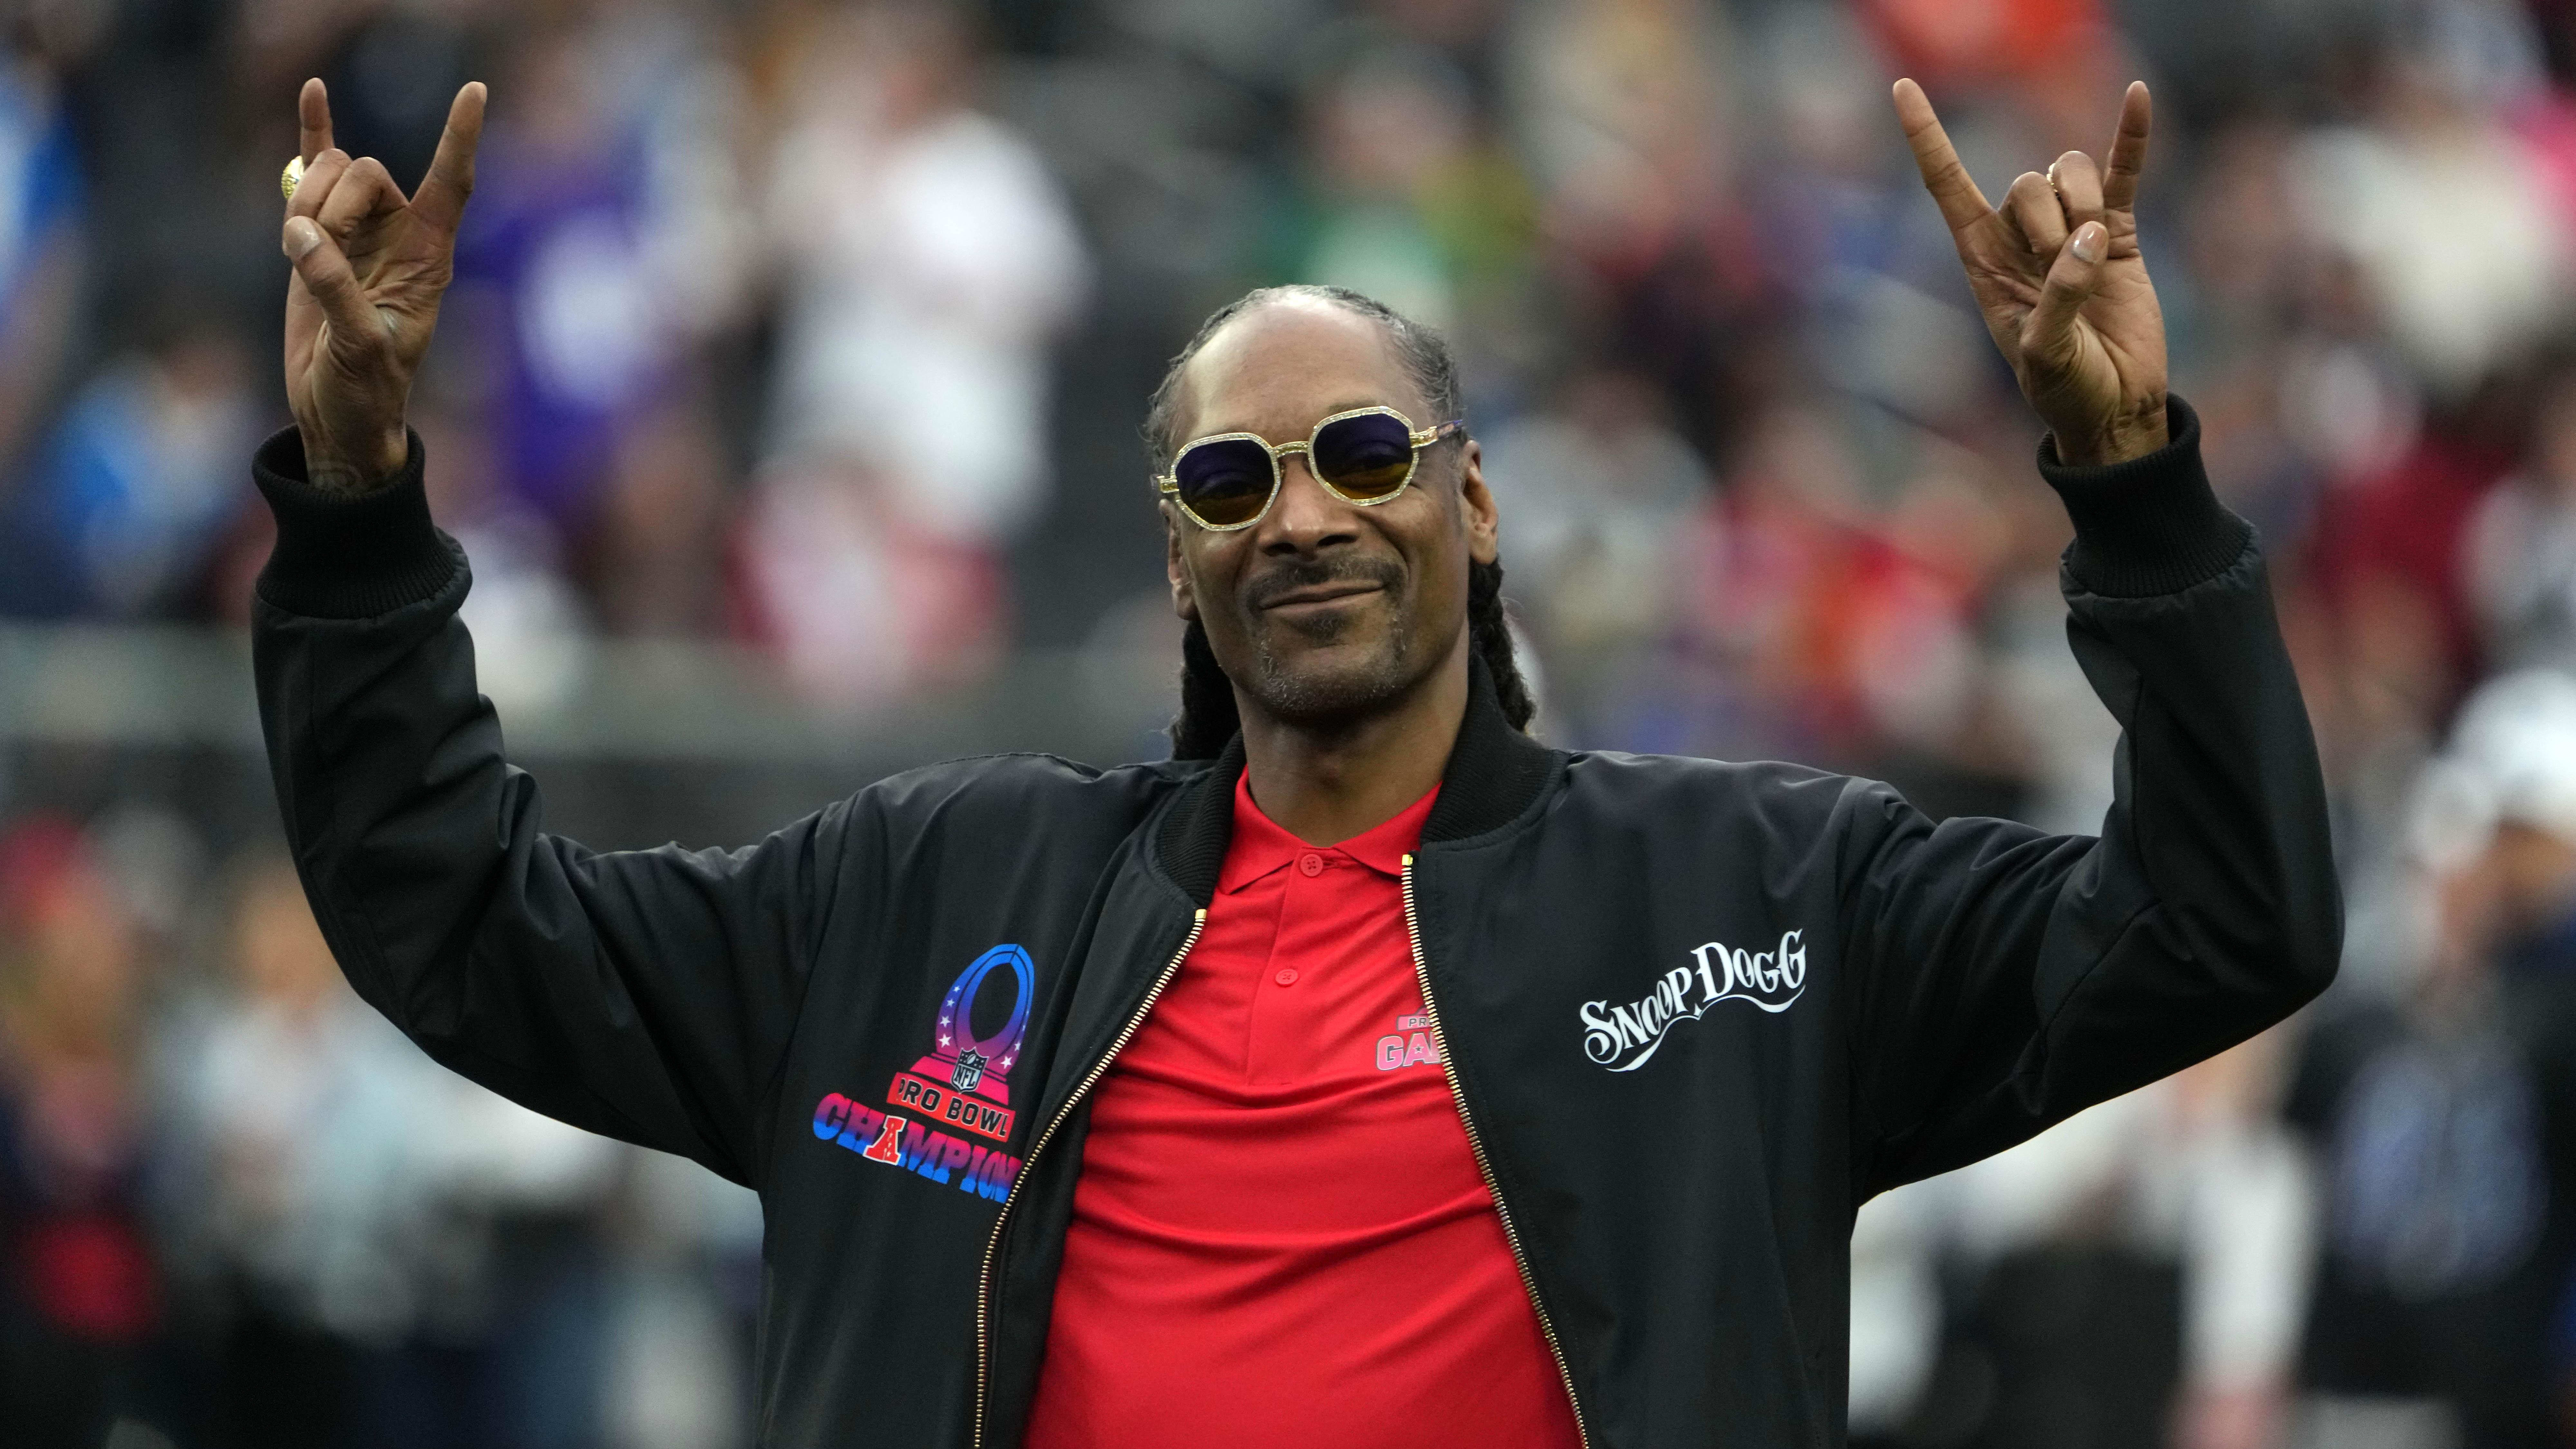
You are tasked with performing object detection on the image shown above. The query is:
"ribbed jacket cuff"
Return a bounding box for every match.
[251,423,462,619]
[2036,394,2253,598]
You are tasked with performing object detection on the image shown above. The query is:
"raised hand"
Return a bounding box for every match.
[1894,78,2167,467]
[279,77,486,492]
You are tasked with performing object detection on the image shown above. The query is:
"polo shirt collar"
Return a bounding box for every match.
[1216,769,1440,893]
[1155,654,1562,907]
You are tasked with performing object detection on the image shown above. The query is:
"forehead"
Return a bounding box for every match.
[1176,299,1429,443]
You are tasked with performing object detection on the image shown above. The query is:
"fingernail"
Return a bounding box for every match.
[2072,223,2104,262]
[284,219,321,259]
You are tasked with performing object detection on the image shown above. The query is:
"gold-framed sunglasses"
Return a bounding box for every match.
[1156,405,1465,531]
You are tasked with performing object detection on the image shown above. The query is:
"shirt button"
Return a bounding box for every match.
[1275,968,1299,986]
[1299,854,1325,876]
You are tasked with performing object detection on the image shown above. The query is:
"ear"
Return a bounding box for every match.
[1457,439,1499,566]
[1163,501,1200,622]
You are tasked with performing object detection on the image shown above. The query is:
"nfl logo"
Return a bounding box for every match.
[949,1048,989,1094]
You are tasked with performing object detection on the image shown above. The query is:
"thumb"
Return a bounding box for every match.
[2025,221,2107,363]
[282,217,379,348]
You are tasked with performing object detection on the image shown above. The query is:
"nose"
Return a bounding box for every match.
[1256,451,1359,554]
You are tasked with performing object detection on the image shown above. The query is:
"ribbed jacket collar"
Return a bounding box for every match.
[1153,653,1556,905]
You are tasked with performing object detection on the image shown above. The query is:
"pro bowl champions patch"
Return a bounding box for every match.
[810,944,1034,1202]
[889,942,1031,1141]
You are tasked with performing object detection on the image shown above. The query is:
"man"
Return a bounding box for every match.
[257,72,2337,1448]
[2288,672,2576,1449]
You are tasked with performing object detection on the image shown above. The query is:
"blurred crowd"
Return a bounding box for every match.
[10,0,2576,1445]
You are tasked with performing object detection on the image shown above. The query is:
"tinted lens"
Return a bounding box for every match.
[1312,412,1418,499]
[1174,438,1277,527]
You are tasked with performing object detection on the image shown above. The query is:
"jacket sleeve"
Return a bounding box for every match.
[1838,394,2342,1200]
[248,423,848,1189]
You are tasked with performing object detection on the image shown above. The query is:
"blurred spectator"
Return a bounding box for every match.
[2467,355,2576,676]
[1977,450,2112,835]
[1855,1042,2315,1449]
[602,1151,762,1449]
[734,450,1010,710]
[2448,672,2576,978]
[0,301,258,619]
[440,5,751,649]
[1506,0,1732,278]
[449,17,681,536]
[2288,32,2570,401]
[415,392,593,718]
[389,1068,620,1449]
[1506,0,1769,458]
[1273,39,1538,346]
[1479,367,1707,728]
[0,816,167,1447]
[160,851,623,1449]
[162,857,425,1449]
[744,0,1087,705]
[0,21,86,484]
[1658,396,1992,770]
[2287,672,2576,1449]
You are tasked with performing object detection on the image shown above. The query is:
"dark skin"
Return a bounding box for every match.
[279,77,485,492]
[1163,298,1498,845]
[275,72,2166,841]
[1164,81,2170,846]
[1894,78,2171,465]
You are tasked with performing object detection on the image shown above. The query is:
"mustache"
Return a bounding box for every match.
[1243,556,1405,610]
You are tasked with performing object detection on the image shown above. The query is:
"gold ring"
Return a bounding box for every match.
[282,155,304,201]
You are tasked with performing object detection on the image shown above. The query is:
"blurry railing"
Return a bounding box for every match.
[0,623,1181,768]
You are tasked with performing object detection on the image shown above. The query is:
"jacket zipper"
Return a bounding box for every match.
[972,907,1207,1449]
[1403,854,1594,1449]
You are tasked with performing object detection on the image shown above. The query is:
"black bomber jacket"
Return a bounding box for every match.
[246,394,2341,1448]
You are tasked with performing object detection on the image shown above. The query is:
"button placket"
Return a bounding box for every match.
[1245,852,1313,1079]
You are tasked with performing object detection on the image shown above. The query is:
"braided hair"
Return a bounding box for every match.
[1148,284,1536,759]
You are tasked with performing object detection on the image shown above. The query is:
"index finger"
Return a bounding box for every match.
[297,77,334,165]
[1893,77,1994,233]
[410,81,487,237]
[2101,80,2151,214]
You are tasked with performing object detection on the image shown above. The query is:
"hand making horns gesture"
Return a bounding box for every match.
[1894,78,2168,467]
[278,77,486,492]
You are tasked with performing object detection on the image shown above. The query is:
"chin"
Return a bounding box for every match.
[1246,632,1419,724]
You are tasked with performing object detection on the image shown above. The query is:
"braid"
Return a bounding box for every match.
[1469,557,1537,732]
[1172,617,1242,761]
[1156,285,1536,757]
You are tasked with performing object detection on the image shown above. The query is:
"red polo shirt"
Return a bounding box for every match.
[1024,772,1581,1449]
